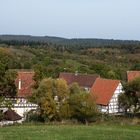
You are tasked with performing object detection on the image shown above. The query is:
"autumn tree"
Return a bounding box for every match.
[31,78,70,121]
[54,79,70,120]
[31,80,98,123]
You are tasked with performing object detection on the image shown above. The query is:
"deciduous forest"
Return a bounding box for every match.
[0,35,140,81]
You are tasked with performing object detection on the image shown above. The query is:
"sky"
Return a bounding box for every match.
[0,0,140,40]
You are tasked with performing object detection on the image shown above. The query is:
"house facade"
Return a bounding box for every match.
[5,97,37,117]
[91,78,123,114]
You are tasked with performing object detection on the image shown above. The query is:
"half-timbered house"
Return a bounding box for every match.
[91,78,123,114]
[11,70,37,117]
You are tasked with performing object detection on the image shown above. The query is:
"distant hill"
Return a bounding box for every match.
[0,35,66,43]
[0,35,140,47]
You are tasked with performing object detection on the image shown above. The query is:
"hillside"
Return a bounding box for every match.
[0,35,140,81]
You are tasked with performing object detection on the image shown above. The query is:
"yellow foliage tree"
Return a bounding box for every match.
[32,78,70,121]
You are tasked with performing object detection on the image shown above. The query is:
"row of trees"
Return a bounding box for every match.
[29,78,98,123]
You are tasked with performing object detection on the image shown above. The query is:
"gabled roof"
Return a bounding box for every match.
[127,71,140,82]
[59,72,99,88]
[91,78,120,106]
[15,70,35,97]
[4,109,22,121]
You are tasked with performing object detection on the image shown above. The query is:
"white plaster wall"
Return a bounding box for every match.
[97,83,123,114]
[7,98,38,117]
[101,106,108,113]
[97,105,108,113]
[12,106,37,117]
[108,83,123,114]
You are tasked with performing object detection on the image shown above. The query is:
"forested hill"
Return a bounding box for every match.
[0,35,66,44]
[0,34,140,81]
[0,35,140,47]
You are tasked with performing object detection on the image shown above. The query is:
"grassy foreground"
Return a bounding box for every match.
[0,124,140,140]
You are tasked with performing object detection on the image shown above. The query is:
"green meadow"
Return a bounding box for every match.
[0,124,140,140]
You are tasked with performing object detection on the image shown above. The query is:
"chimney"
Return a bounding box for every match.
[19,79,21,90]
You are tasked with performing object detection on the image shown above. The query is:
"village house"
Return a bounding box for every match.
[59,72,123,114]
[59,72,99,91]
[127,71,140,81]
[91,78,123,114]
[7,70,37,118]
[0,70,37,124]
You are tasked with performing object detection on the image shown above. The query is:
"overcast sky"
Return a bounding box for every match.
[0,0,140,40]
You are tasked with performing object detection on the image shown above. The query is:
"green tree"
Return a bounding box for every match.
[69,83,81,95]
[0,69,17,97]
[119,77,140,113]
[0,97,13,121]
[118,93,131,113]
[33,64,46,82]
[69,89,98,123]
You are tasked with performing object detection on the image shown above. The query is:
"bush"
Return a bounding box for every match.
[26,110,44,122]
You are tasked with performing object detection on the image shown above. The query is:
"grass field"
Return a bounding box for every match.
[0,124,140,140]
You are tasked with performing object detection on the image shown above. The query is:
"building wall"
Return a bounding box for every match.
[108,83,123,114]
[12,106,37,117]
[97,83,123,114]
[97,105,108,113]
[4,97,37,117]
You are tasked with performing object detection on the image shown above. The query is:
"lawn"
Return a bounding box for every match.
[0,124,140,140]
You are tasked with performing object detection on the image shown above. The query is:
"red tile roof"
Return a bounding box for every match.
[59,72,99,88]
[127,71,140,82]
[91,78,120,105]
[15,70,35,97]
